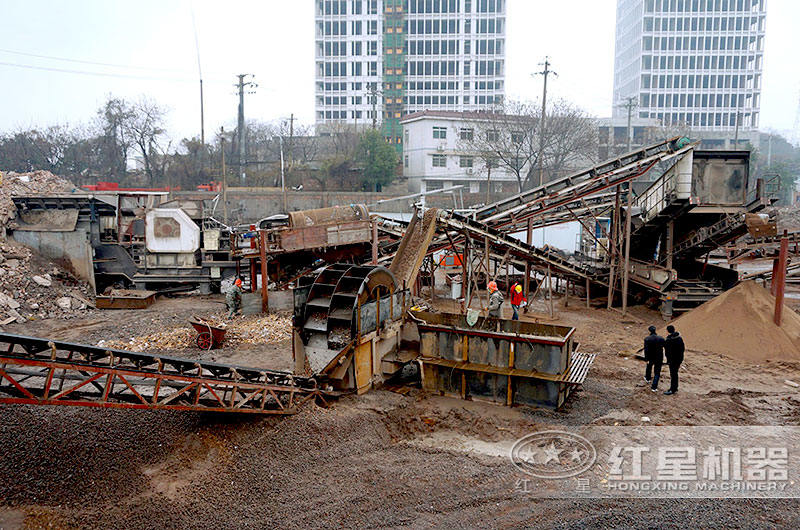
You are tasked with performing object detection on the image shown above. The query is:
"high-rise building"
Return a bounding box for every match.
[612,0,766,147]
[314,0,506,147]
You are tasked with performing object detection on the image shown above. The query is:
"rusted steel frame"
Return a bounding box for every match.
[486,160,661,231]
[415,324,568,347]
[0,356,299,393]
[566,204,610,254]
[0,366,300,414]
[579,197,618,255]
[0,397,295,414]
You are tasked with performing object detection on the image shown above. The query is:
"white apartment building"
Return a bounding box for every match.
[401,110,525,197]
[612,0,766,145]
[315,0,506,145]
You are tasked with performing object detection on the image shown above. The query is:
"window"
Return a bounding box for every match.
[459,128,474,141]
[486,129,499,141]
[432,154,447,167]
[433,126,447,139]
[459,156,474,168]
[404,155,409,168]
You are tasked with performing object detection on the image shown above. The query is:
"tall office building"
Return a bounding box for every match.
[612,0,766,146]
[315,0,506,146]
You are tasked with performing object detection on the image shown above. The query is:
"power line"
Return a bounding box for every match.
[0,47,190,73]
[0,60,223,84]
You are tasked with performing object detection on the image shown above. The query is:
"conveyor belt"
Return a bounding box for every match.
[0,333,319,414]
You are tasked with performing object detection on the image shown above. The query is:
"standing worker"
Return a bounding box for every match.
[509,282,527,320]
[642,325,665,392]
[226,277,244,319]
[487,280,504,318]
[663,324,685,395]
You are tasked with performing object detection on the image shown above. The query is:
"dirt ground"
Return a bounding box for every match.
[1,288,800,528]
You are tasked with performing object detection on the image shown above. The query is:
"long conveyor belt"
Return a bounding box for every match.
[0,333,320,414]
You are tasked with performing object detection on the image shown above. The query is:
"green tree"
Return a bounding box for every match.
[357,130,397,191]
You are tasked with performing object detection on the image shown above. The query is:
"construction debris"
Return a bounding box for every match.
[667,280,800,362]
[0,170,75,226]
[98,312,291,351]
[0,241,94,322]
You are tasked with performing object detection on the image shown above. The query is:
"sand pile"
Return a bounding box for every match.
[668,280,800,362]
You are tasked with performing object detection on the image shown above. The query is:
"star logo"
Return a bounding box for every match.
[541,442,562,464]
[569,448,584,463]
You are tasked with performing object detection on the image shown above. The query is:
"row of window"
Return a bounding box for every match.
[429,154,520,169]
[643,73,759,91]
[429,126,522,142]
[319,61,379,77]
[643,15,763,32]
[642,54,759,71]
[639,110,757,129]
[643,0,764,13]
[643,35,762,53]
[317,0,504,16]
[642,92,756,109]
[317,0,378,16]
[407,80,503,90]
[408,0,505,13]
[317,93,504,107]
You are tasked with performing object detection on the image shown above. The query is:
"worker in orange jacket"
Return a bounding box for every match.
[509,282,527,320]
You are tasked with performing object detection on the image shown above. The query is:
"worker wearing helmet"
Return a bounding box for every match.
[486,280,504,319]
[226,277,244,319]
[509,282,527,321]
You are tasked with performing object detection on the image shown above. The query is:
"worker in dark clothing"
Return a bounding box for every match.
[226,278,244,319]
[663,324,685,395]
[643,325,665,392]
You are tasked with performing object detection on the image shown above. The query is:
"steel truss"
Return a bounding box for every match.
[0,333,319,414]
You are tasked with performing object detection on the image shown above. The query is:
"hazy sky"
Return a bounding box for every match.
[0,0,798,142]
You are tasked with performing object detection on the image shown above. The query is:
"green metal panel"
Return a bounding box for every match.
[382,0,406,153]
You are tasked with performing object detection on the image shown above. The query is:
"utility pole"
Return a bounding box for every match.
[534,57,557,187]
[288,113,295,174]
[220,127,228,223]
[279,136,287,214]
[618,96,638,152]
[236,74,257,184]
[366,83,380,129]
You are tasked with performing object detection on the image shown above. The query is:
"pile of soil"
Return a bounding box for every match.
[668,280,800,362]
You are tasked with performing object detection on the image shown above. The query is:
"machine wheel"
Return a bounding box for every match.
[196,332,213,350]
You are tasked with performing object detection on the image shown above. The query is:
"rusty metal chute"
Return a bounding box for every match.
[287,204,369,228]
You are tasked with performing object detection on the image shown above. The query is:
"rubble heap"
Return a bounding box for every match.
[0,170,76,226]
[98,313,292,351]
[0,241,95,323]
[0,170,91,323]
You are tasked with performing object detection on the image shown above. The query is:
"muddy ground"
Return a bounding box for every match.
[1,290,800,528]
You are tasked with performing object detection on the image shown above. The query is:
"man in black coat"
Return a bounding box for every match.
[663,324,685,395]
[643,325,665,392]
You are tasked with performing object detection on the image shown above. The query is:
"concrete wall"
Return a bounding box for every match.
[12,221,95,289]
[173,188,519,221]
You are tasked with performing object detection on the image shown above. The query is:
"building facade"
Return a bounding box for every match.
[315,0,506,147]
[612,0,766,145]
[401,111,525,198]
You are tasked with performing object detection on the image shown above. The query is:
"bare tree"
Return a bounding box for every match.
[541,100,598,180]
[122,98,168,184]
[457,102,538,193]
[459,99,598,192]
